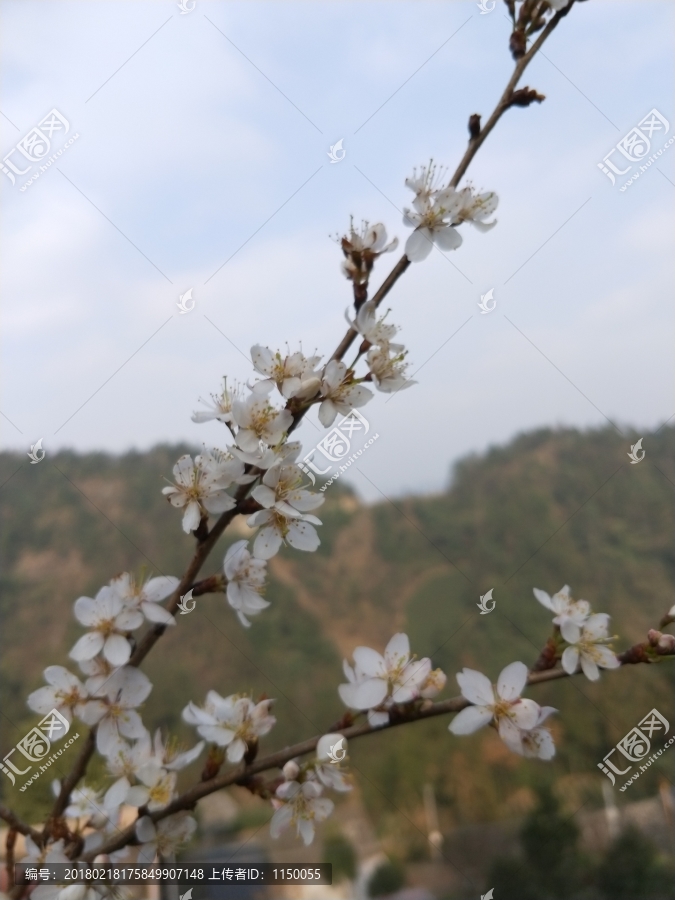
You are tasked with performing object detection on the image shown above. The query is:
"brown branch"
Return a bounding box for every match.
[0,807,41,842]
[6,828,16,891]
[450,3,572,188]
[79,664,590,862]
[50,728,96,823]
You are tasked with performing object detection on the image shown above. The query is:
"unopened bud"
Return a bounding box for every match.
[658,633,675,652]
[283,760,300,781]
[648,629,662,647]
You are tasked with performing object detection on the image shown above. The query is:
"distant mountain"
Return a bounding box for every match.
[1,426,673,839]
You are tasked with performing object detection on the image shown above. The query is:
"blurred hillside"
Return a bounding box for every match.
[1,425,674,848]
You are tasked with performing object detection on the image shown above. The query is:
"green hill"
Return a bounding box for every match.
[1,425,673,842]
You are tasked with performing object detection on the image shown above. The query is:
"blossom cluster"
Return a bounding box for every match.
[533,583,621,681]
[270,734,351,846]
[338,632,447,726]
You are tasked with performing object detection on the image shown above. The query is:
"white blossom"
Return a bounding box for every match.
[561,614,620,681]
[152,728,204,772]
[69,588,143,667]
[21,837,69,866]
[223,540,269,627]
[230,439,302,471]
[533,584,591,628]
[231,394,293,452]
[103,731,152,795]
[314,734,351,792]
[162,453,241,533]
[110,573,179,627]
[80,666,153,755]
[125,759,177,811]
[250,346,322,400]
[339,221,398,284]
[182,691,275,763]
[251,463,325,516]
[318,359,373,428]
[338,633,435,726]
[192,377,242,425]
[346,300,402,349]
[28,666,89,722]
[448,662,542,755]
[247,507,322,560]
[135,813,197,864]
[366,345,416,393]
[403,163,498,262]
[520,706,557,760]
[270,779,333,846]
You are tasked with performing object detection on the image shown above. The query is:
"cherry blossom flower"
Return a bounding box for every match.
[318,360,373,428]
[314,734,351,792]
[28,666,89,722]
[533,584,590,628]
[69,588,144,667]
[270,779,334,846]
[230,439,302,471]
[182,691,276,763]
[366,345,416,393]
[231,394,293,452]
[403,163,498,262]
[152,728,204,771]
[21,837,69,867]
[192,377,243,426]
[223,540,269,627]
[135,813,197,865]
[103,731,152,796]
[250,346,322,400]
[338,633,435,726]
[80,666,153,754]
[560,614,620,681]
[418,665,448,699]
[110,573,179,627]
[247,507,322,560]
[339,220,398,285]
[162,454,240,533]
[125,759,177,811]
[251,463,325,516]
[448,662,541,753]
[520,706,557,760]
[346,300,402,349]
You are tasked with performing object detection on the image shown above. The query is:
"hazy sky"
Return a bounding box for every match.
[1,0,673,501]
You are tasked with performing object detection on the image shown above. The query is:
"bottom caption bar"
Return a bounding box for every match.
[15,864,332,885]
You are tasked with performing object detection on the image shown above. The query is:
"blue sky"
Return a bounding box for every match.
[1,0,673,500]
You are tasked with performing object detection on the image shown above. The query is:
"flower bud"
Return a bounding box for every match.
[283,760,300,781]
